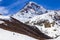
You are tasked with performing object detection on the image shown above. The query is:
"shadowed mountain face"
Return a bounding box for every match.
[0,16,53,40]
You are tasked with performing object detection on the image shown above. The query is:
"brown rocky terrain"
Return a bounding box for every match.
[0,17,53,40]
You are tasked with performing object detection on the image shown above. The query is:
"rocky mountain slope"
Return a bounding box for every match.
[0,1,60,40]
[0,15,53,40]
[12,1,60,39]
[25,10,60,38]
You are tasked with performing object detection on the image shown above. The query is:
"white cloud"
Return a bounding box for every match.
[0,7,9,14]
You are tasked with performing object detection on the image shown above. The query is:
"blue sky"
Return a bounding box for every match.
[0,0,60,15]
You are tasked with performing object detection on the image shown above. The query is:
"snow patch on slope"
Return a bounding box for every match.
[0,15,10,20]
[0,28,37,40]
[0,15,11,24]
[0,21,4,24]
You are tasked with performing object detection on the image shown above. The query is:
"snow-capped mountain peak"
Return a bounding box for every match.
[21,1,46,14]
[12,1,47,23]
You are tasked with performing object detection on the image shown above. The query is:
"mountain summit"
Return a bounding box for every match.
[0,1,60,40]
[12,1,47,23]
[20,1,46,14]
